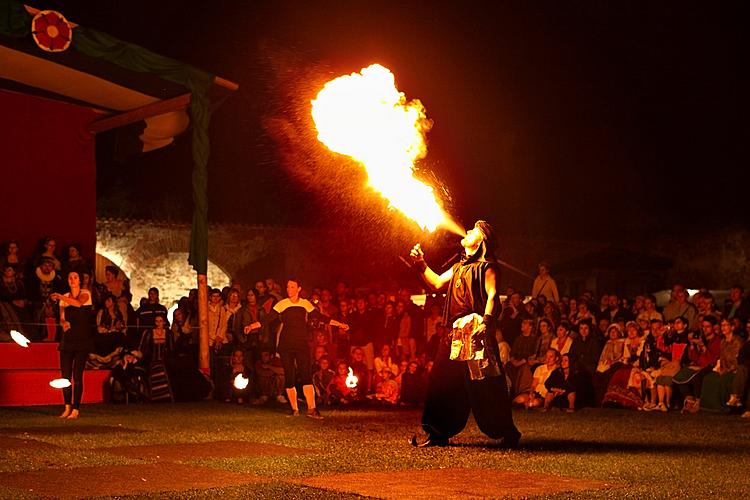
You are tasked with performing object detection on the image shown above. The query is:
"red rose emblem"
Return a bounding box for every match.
[31,10,72,53]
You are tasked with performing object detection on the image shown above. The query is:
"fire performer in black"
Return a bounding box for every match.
[409,220,521,447]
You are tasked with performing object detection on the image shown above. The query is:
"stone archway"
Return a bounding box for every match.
[96,242,230,309]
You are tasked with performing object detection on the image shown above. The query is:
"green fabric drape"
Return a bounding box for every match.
[0,0,214,274]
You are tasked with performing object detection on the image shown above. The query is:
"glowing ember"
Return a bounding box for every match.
[49,378,71,389]
[345,367,358,389]
[312,64,463,235]
[233,373,249,390]
[10,330,30,348]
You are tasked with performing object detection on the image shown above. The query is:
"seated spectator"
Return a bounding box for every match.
[35,236,61,271]
[230,349,250,404]
[529,318,555,366]
[506,318,538,397]
[673,316,721,413]
[350,347,370,395]
[252,350,286,405]
[543,354,580,412]
[594,324,625,405]
[312,357,336,407]
[94,294,125,356]
[374,344,398,380]
[550,321,574,355]
[514,348,559,408]
[372,367,399,404]
[569,320,601,406]
[0,263,31,339]
[62,244,90,282]
[330,360,357,405]
[311,345,328,374]
[571,300,596,328]
[663,284,698,330]
[700,318,743,411]
[399,360,426,406]
[602,321,645,409]
[0,240,24,277]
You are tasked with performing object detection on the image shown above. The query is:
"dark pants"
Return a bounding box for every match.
[421,338,520,442]
[280,349,312,388]
[60,350,88,409]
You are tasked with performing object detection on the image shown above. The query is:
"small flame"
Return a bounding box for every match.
[312,64,462,234]
[345,367,358,388]
[233,373,249,390]
[10,330,30,348]
[49,378,71,389]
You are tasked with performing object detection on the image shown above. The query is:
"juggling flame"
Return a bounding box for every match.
[345,367,358,389]
[233,373,249,390]
[312,64,463,235]
[10,330,30,348]
[49,378,71,389]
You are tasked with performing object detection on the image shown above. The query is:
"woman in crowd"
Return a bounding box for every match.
[94,294,125,356]
[138,315,174,402]
[1,240,24,277]
[569,320,601,406]
[515,348,560,408]
[102,265,128,299]
[0,263,30,339]
[37,236,61,271]
[51,271,93,419]
[594,324,625,405]
[550,321,574,355]
[374,344,399,381]
[543,353,579,412]
[602,321,644,409]
[530,318,555,367]
[62,244,89,281]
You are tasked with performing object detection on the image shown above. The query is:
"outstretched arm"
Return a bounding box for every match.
[409,244,453,290]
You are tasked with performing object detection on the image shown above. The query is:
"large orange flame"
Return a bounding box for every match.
[312,64,461,234]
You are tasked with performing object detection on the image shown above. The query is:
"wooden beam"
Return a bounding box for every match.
[213,76,239,91]
[87,93,191,134]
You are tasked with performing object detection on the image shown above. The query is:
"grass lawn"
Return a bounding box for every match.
[1,401,749,499]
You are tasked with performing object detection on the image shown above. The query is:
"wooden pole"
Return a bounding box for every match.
[197,274,210,375]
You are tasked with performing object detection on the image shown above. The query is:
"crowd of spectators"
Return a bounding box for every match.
[3,238,750,418]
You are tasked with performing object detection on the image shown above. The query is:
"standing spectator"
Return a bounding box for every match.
[332,298,352,361]
[373,301,399,354]
[207,288,231,401]
[606,294,633,325]
[62,244,90,281]
[138,315,174,402]
[424,303,442,348]
[28,257,62,341]
[637,294,663,323]
[349,297,375,371]
[569,320,601,406]
[135,287,168,342]
[532,262,559,303]
[500,292,527,347]
[724,286,750,326]
[102,265,128,299]
[395,300,415,360]
[663,284,698,331]
[400,360,426,406]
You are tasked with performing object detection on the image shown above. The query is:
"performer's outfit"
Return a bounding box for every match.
[58,292,94,410]
[420,259,520,445]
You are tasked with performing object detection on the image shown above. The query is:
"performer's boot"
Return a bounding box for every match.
[410,434,448,448]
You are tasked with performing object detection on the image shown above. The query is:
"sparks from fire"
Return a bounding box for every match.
[312,64,465,236]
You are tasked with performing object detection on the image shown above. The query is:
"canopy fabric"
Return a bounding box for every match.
[0,0,229,273]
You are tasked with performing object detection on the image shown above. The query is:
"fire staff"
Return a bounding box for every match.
[409,220,521,447]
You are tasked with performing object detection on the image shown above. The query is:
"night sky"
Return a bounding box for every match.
[30,1,745,242]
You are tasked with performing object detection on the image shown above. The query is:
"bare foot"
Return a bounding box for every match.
[66,409,79,420]
[59,405,72,418]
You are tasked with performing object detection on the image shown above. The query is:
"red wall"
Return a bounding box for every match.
[0,89,98,262]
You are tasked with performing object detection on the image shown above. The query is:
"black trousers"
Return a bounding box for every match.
[279,348,312,388]
[421,339,520,442]
[60,350,88,409]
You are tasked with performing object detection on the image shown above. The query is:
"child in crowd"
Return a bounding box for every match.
[252,350,287,405]
[230,349,249,404]
[330,360,357,405]
[312,357,336,407]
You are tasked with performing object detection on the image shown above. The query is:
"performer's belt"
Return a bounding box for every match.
[449,313,501,381]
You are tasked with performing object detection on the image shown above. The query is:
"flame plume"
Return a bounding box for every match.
[312,64,461,233]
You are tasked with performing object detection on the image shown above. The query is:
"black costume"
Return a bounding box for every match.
[58,292,94,410]
[420,258,520,445]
